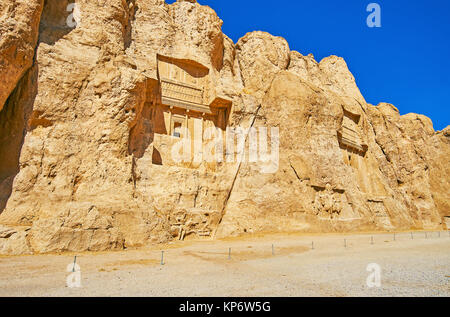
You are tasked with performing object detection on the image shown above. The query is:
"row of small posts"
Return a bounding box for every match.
[71,231,448,265]
[342,231,447,248]
[160,231,449,264]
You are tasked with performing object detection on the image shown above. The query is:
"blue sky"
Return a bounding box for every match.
[167,0,449,131]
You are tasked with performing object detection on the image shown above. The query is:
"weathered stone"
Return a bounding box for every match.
[0,0,448,255]
[237,31,290,99]
[0,226,32,255]
[0,0,43,111]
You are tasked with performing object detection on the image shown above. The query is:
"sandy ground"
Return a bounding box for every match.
[0,231,449,297]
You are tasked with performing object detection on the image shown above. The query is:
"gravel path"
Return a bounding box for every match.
[0,231,449,297]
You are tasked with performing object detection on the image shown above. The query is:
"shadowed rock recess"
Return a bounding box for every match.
[0,0,448,254]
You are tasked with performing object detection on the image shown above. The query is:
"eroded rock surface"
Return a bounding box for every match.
[0,0,448,254]
[0,0,43,111]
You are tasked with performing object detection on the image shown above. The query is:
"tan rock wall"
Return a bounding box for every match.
[0,0,43,111]
[0,0,448,254]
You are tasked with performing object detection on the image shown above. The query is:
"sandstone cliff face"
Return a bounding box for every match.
[0,0,43,112]
[0,0,448,254]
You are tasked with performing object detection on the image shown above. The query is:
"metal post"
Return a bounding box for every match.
[161,251,164,265]
[272,244,274,256]
[228,248,231,260]
[371,236,374,245]
[72,256,77,272]
[394,233,396,241]
[411,232,413,240]
[344,239,347,248]
[312,241,314,250]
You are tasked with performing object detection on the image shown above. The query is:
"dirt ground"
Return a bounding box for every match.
[0,231,449,297]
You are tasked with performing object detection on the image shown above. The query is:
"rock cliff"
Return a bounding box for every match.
[0,0,448,254]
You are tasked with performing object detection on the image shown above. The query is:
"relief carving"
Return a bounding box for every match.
[367,199,392,228]
[368,199,388,217]
[169,208,221,240]
[157,54,210,110]
[149,55,233,167]
[338,108,368,156]
[312,184,346,219]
